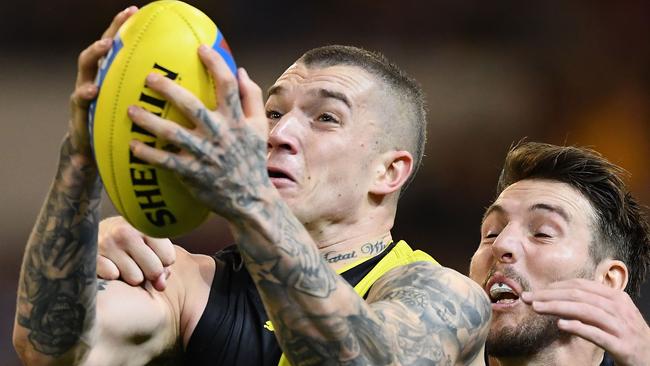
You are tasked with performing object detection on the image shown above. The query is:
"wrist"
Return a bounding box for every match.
[58,134,100,188]
[227,189,285,242]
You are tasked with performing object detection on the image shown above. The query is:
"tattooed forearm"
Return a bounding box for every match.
[277,305,395,365]
[238,200,338,298]
[237,197,490,365]
[370,263,492,364]
[233,199,395,364]
[15,134,102,358]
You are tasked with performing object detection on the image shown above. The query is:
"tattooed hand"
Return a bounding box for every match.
[128,45,272,222]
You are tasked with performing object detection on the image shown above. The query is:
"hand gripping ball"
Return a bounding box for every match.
[89,0,236,237]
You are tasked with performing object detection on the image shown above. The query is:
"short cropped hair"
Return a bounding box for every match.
[496,141,650,300]
[298,45,427,192]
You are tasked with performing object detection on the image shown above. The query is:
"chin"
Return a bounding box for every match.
[487,311,563,358]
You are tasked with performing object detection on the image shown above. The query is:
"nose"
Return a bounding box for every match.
[268,115,300,155]
[491,224,521,264]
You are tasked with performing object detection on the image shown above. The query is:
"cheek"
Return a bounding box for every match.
[524,243,588,281]
[469,247,491,283]
[314,145,369,179]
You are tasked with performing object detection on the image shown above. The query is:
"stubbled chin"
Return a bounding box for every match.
[491,313,520,332]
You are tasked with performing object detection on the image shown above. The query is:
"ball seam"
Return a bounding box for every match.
[110,2,173,227]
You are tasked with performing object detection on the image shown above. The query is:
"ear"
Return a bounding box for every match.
[595,259,629,291]
[369,150,414,196]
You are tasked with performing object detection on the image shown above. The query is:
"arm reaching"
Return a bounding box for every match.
[13,8,181,365]
[231,203,492,365]
[126,46,491,364]
[13,111,103,365]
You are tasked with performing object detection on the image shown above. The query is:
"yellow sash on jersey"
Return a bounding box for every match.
[277,240,438,366]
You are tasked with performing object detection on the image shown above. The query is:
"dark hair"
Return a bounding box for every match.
[299,45,427,192]
[496,141,650,300]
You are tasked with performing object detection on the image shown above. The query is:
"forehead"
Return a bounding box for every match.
[268,63,380,103]
[488,179,596,224]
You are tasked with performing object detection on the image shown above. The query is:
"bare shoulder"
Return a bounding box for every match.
[171,245,216,284]
[168,245,216,349]
[367,261,491,365]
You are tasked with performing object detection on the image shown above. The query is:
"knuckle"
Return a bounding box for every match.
[162,125,178,141]
[568,289,582,300]
[112,11,122,23]
[161,242,176,265]
[77,48,90,66]
[124,272,145,286]
[160,253,175,266]
[97,236,115,252]
[121,264,145,284]
[112,223,137,241]
[114,238,130,251]
[218,73,238,91]
[78,40,107,67]
[182,104,195,119]
[97,257,119,279]
[130,142,141,156]
[145,265,164,279]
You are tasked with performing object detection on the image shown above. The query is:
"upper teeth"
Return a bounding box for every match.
[490,282,515,298]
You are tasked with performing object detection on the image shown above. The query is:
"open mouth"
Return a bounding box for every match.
[268,170,292,180]
[267,167,295,183]
[489,282,520,304]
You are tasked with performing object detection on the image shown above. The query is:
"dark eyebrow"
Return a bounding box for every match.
[530,203,571,223]
[316,88,352,110]
[267,85,284,98]
[482,204,505,224]
[266,86,352,110]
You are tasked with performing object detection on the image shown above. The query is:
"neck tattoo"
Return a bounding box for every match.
[323,240,388,264]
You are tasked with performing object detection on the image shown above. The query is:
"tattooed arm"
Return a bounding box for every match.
[12,8,183,365]
[12,129,102,365]
[127,46,491,364]
[229,201,491,366]
[367,263,491,365]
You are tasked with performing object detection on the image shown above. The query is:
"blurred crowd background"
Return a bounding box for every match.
[1,0,649,364]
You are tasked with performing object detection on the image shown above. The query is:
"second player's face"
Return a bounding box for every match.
[469,179,597,356]
[263,63,384,225]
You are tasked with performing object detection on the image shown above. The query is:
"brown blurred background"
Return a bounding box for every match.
[1,0,649,364]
